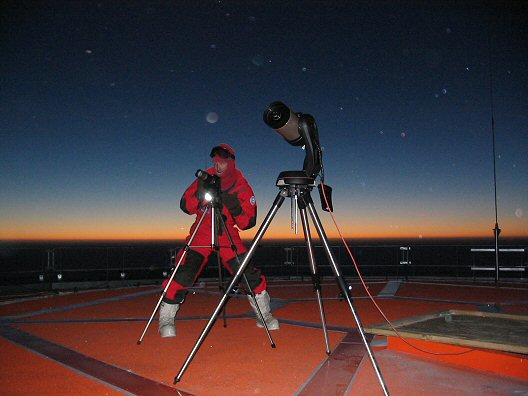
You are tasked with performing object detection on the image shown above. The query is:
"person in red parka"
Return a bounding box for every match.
[158,143,279,337]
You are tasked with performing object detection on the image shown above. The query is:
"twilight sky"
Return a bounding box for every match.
[1,1,527,241]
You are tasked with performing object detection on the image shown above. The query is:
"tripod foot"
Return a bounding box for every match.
[136,340,142,345]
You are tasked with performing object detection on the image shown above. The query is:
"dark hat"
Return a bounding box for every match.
[210,143,235,159]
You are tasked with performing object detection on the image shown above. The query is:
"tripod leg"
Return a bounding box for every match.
[216,210,276,339]
[137,206,210,345]
[174,192,286,384]
[298,205,331,355]
[216,251,228,327]
[212,207,228,328]
[304,196,390,396]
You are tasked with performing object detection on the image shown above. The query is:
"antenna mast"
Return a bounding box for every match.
[488,20,501,283]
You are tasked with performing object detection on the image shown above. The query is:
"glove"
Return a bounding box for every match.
[221,192,242,217]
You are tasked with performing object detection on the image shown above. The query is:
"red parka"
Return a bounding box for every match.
[179,166,257,253]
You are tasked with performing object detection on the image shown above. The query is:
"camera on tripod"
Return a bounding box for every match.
[195,169,221,203]
[195,169,220,187]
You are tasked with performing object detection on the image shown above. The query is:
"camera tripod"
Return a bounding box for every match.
[174,171,389,396]
[137,193,276,347]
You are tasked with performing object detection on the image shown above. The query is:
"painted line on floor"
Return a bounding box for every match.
[295,330,373,396]
[0,324,194,396]
[0,289,159,321]
[377,279,403,297]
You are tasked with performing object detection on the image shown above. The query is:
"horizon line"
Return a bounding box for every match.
[2,235,528,243]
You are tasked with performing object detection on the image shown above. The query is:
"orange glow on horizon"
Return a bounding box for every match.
[3,227,527,242]
[2,211,527,241]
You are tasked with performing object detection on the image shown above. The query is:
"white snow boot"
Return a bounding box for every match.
[248,290,279,330]
[158,302,180,338]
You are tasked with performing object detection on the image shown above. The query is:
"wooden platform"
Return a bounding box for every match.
[365,309,528,354]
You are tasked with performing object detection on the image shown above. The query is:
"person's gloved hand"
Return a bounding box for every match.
[221,192,242,217]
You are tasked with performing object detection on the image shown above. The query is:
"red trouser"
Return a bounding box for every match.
[162,231,266,303]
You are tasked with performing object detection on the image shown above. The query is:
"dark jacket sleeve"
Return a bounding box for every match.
[180,179,202,215]
[225,179,257,230]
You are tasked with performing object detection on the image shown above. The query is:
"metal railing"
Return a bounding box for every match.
[1,242,526,289]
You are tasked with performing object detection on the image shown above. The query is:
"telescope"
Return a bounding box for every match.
[263,101,332,212]
[263,101,322,180]
[169,102,387,396]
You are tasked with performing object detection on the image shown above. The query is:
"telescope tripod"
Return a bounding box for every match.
[137,200,275,347]
[174,174,389,395]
